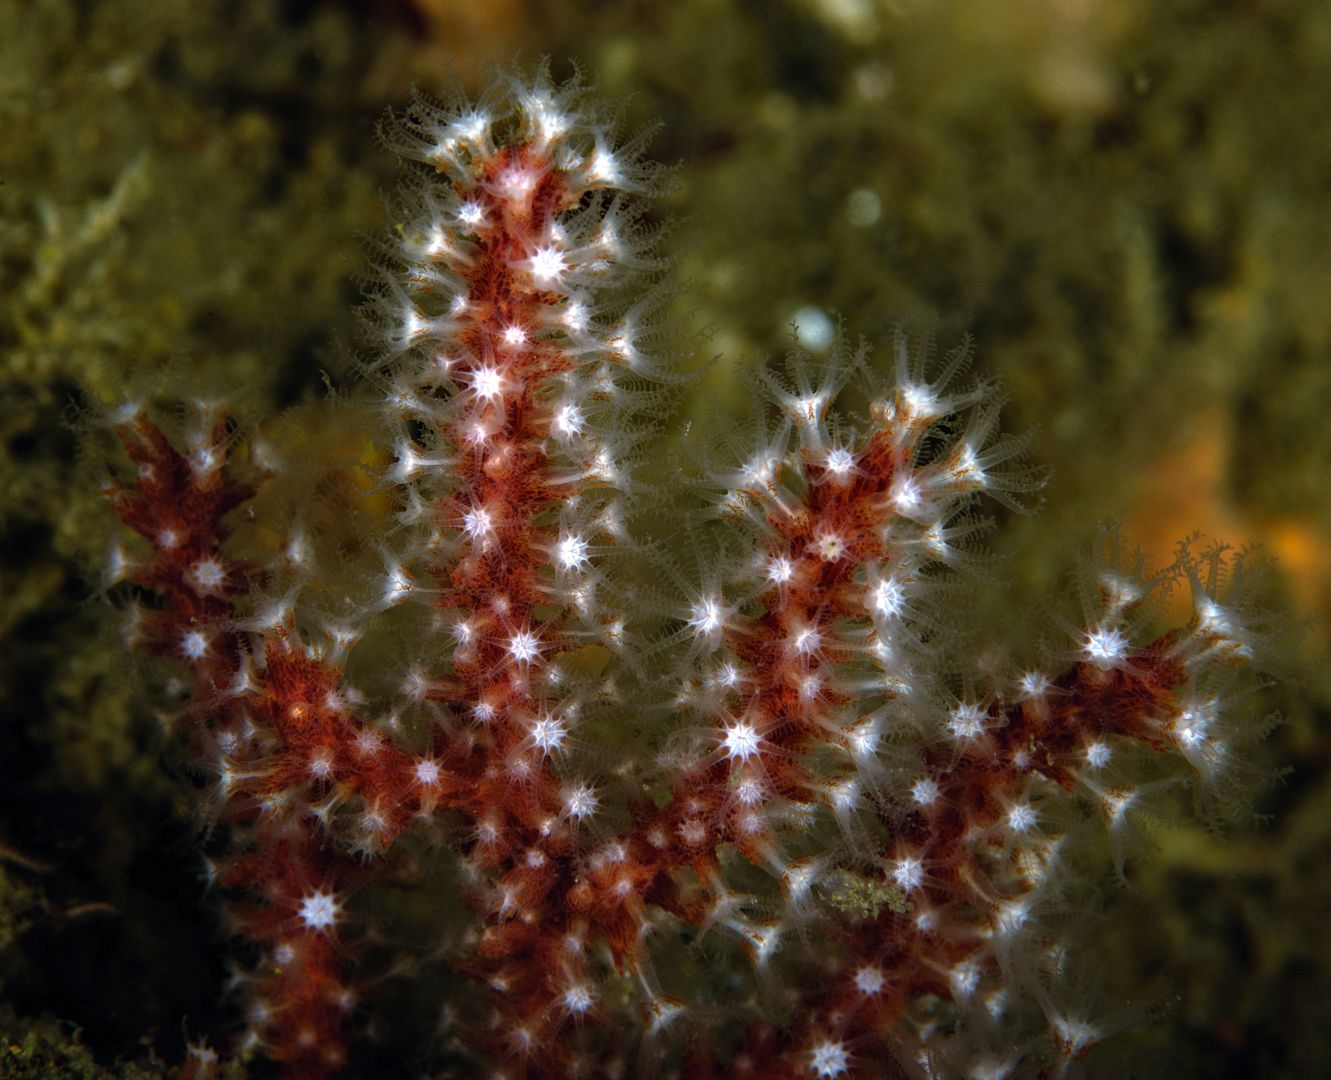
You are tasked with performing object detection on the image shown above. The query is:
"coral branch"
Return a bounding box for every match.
[99,68,1276,1080]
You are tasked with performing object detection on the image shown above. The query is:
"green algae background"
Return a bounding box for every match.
[1,0,1327,1075]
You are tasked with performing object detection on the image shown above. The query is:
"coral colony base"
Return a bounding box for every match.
[98,67,1274,1078]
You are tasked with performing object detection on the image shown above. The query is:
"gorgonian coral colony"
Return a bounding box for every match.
[101,68,1273,1079]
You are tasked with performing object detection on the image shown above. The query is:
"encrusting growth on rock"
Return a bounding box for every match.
[100,65,1277,1079]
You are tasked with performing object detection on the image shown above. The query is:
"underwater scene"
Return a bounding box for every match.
[1,1,1328,1077]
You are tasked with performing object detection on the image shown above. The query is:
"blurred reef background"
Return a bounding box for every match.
[1,0,1328,1075]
